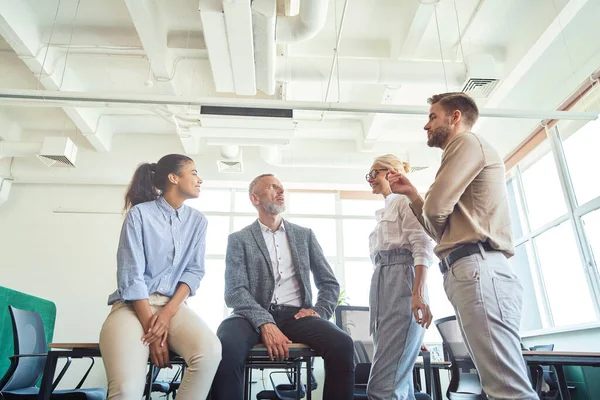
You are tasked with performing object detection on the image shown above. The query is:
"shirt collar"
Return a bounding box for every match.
[258,219,286,233]
[156,196,185,221]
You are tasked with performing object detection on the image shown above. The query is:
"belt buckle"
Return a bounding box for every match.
[269,303,276,312]
[438,258,449,274]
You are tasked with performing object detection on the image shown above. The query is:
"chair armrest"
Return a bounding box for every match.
[9,353,48,358]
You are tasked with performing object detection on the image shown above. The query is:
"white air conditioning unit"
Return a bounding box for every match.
[0,137,77,167]
[38,137,77,167]
[461,54,500,98]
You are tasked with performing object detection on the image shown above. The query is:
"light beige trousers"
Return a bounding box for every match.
[99,294,222,400]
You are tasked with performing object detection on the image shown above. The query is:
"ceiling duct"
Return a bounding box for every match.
[0,137,77,167]
[461,54,500,98]
[195,105,296,146]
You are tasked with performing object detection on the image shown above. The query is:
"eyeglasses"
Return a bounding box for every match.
[365,169,388,181]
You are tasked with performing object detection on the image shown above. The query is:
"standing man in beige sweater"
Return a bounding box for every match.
[387,92,538,399]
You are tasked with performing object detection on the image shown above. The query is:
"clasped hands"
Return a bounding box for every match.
[142,306,176,368]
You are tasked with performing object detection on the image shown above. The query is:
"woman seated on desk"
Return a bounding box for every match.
[99,154,221,400]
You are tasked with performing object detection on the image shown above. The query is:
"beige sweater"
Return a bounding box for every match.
[410,132,514,259]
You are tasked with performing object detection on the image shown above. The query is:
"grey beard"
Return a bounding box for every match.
[264,201,285,215]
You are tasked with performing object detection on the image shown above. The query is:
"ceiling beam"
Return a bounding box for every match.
[0,0,113,151]
[362,3,434,150]
[0,111,22,142]
[123,0,176,92]
[360,86,401,151]
[389,3,434,59]
[485,0,591,108]
[124,0,194,153]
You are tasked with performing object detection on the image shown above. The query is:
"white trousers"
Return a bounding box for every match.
[99,294,221,400]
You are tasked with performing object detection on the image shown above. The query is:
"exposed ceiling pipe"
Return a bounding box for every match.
[254,0,329,94]
[252,0,277,95]
[0,142,42,159]
[199,0,235,92]
[220,144,240,159]
[276,57,467,85]
[260,143,390,169]
[0,177,13,206]
[276,0,329,43]
[0,89,597,121]
[223,0,256,95]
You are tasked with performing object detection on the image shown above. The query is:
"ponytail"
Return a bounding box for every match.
[124,163,159,211]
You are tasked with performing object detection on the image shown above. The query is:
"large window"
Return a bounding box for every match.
[508,120,600,331]
[184,188,454,341]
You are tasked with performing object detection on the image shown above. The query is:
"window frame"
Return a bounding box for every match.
[509,124,600,333]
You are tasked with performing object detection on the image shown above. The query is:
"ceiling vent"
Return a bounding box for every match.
[461,54,499,98]
[217,145,243,173]
[410,165,428,173]
[38,137,77,167]
[461,78,499,99]
[217,160,244,173]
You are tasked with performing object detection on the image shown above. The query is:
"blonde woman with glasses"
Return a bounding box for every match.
[365,154,435,400]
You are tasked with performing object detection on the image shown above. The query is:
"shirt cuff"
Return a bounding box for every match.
[119,282,149,302]
[179,272,201,296]
[414,256,432,267]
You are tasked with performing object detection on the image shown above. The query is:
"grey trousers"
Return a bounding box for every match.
[368,250,425,400]
[443,247,538,400]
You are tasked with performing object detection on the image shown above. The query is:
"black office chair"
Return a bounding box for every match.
[528,344,576,400]
[255,360,318,400]
[0,306,105,399]
[435,316,483,400]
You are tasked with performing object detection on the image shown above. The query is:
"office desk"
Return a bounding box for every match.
[39,343,102,400]
[522,350,600,400]
[41,343,183,400]
[414,361,451,400]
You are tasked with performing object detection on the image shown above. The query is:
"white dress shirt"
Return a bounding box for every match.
[259,220,303,306]
[369,194,435,267]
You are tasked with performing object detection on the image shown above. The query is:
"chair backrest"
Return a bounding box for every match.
[0,286,56,380]
[530,344,556,389]
[435,316,482,397]
[0,306,48,392]
[334,306,372,364]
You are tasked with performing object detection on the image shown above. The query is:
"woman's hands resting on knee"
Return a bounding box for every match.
[142,305,175,346]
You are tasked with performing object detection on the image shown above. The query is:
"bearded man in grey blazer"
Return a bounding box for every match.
[211,174,355,400]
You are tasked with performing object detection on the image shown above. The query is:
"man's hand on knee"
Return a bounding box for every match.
[260,323,292,361]
[294,308,320,319]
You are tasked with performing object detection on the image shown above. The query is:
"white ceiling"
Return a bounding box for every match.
[0,0,599,191]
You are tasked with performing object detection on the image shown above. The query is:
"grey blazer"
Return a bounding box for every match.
[224,219,340,330]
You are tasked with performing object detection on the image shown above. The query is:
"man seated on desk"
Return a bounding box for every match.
[211,174,355,400]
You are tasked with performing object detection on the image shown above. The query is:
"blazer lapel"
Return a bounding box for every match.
[250,221,274,277]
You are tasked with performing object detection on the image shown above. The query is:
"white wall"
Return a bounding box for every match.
[0,183,124,389]
[522,327,600,352]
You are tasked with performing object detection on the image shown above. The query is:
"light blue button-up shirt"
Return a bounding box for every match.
[107,196,208,305]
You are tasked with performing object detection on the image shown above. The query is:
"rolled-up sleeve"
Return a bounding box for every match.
[117,208,149,301]
[179,215,207,296]
[399,199,435,267]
